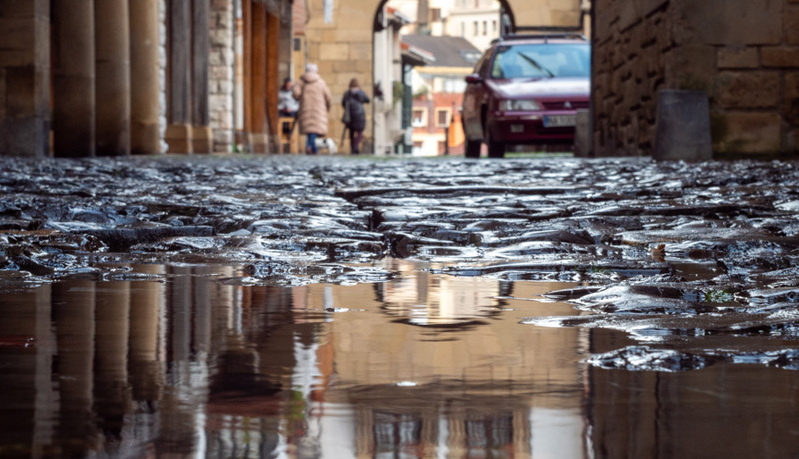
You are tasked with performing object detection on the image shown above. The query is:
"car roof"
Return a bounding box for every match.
[492,33,588,46]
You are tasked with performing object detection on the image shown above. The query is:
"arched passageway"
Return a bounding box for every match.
[299,0,586,155]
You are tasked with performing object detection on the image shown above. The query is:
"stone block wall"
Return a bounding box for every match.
[209,0,234,152]
[592,0,799,158]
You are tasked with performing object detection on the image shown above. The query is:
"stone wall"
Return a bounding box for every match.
[593,0,799,157]
[209,0,234,152]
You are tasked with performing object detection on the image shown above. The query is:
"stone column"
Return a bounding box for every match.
[52,0,94,158]
[209,0,235,152]
[277,8,292,84]
[248,1,269,153]
[129,0,161,155]
[266,12,280,153]
[95,0,131,156]
[0,0,50,157]
[192,0,213,153]
[166,0,193,153]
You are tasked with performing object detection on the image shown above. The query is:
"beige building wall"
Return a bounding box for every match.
[593,0,799,158]
[514,0,585,31]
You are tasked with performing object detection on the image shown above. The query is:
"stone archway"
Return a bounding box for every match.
[301,0,584,154]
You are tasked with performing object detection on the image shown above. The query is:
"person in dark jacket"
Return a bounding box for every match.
[341,78,370,154]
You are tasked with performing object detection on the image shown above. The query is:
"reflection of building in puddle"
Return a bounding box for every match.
[380,260,506,326]
[320,272,588,458]
[345,385,585,458]
[0,262,587,458]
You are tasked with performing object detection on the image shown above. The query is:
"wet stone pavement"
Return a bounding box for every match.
[3,155,799,373]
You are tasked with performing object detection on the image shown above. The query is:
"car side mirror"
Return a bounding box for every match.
[465,74,483,84]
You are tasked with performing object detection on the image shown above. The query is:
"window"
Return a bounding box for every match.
[483,21,488,36]
[490,43,591,79]
[436,108,452,127]
[412,108,427,127]
[430,8,441,22]
[492,20,497,33]
[473,21,478,36]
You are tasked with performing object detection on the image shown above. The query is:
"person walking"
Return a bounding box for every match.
[292,63,331,155]
[341,78,370,154]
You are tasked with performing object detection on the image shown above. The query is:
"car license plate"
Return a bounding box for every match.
[543,115,576,127]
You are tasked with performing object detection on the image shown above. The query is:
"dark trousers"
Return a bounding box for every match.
[349,129,363,154]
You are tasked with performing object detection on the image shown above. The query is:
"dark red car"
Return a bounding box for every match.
[461,34,590,158]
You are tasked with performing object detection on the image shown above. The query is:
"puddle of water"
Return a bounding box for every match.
[2,261,799,458]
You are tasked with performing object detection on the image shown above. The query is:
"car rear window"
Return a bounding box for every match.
[490,43,590,79]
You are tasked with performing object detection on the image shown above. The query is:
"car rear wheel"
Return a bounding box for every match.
[465,140,481,158]
[486,130,505,158]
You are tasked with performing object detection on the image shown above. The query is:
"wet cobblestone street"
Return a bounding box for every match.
[4,155,799,371]
[4,155,799,457]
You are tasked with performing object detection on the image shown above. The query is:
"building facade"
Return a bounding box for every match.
[403,34,480,156]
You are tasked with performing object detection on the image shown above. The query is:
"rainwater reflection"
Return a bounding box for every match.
[2,261,799,457]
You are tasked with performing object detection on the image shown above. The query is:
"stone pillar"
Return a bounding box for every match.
[129,0,161,155]
[277,8,292,84]
[248,1,269,153]
[158,0,168,153]
[266,12,280,153]
[167,0,193,153]
[192,0,212,153]
[209,0,235,152]
[52,0,94,158]
[95,0,131,156]
[0,0,50,157]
